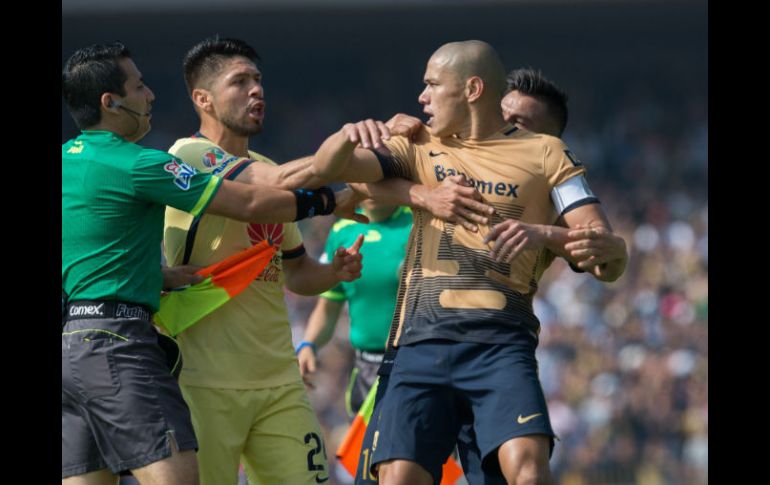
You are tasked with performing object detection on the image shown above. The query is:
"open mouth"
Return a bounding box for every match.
[248,102,265,121]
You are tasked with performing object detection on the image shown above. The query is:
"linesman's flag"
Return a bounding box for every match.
[336,377,463,484]
[154,240,277,336]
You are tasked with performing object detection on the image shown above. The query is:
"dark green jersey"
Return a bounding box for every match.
[62,130,221,311]
[321,207,412,351]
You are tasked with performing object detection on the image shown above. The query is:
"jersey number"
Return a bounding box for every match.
[361,447,377,480]
[304,432,326,472]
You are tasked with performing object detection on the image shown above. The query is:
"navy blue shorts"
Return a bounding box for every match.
[62,304,196,478]
[370,338,555,484]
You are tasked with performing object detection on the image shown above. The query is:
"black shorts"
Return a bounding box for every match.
[346,350,384,418]
[369,338,555,484]
[354,372,507,485]
[62,302,197,478]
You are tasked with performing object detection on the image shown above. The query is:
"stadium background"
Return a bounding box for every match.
[62,1,708,483]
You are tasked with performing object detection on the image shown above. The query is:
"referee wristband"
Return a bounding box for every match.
[295,340,317,355]
[293,187,336,221]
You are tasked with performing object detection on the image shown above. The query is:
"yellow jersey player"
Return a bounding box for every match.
[163,37,365,485]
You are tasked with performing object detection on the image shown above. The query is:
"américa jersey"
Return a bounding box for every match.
[163,135,305,389]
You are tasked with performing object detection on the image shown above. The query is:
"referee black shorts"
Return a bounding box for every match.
[61,300,197,478]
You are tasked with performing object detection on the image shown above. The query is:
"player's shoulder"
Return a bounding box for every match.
[170,137,245,173]
[246,150,278,166]
[385,125,430,150]
[137,145,177,165]
[517,129,567,150]
[168,136,216,159]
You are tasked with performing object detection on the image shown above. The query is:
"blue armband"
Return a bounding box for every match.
[295,340,317,355]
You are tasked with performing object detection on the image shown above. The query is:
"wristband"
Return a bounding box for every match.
[293,187,336,221]
[295,340,317,355]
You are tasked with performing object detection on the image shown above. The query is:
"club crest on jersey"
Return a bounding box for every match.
[202,148,242,176]
[202,147,225,168]
[164,159,198,190]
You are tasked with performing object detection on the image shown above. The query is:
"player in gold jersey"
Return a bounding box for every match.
[310,41,627,485]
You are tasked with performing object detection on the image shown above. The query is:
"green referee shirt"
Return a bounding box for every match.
[320,207,412,351]
[62,130,221,312]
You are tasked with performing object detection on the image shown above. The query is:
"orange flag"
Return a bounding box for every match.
[336,377,463,484]
[155,240,277,336]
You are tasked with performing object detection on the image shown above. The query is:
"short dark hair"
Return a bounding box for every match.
[506,68,568,135]
[183,36,261,94]
[62,42,131,129]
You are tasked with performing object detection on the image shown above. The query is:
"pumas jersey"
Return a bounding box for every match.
[382,125,590,346]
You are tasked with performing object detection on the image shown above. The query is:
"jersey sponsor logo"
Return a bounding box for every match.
[248,223,284,246]
[69,303,104,317]
[434,164,519,198]
[249,223,285,282]
[163,160,198,190]
[211,156,241,176]
[66,140,84,154]
[115,304,150,321]
[564,150,583,167]
[202,147,241,175]
[517,413,542,424]
[201,147,225,167]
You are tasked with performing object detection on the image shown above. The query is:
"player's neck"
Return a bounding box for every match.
[199,121,250,157]
[463,110,508,141]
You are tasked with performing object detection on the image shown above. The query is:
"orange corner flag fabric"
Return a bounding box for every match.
[154,240,276,336]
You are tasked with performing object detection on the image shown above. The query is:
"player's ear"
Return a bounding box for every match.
[466,76,484,103]
[192,88,213,113]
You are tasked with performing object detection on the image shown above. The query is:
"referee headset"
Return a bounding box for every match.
[109,98,149,117]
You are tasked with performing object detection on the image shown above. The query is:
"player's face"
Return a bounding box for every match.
[116,57,154,142]
[501,90,560,136]
[211,56,265,137]
[418,57,468,138]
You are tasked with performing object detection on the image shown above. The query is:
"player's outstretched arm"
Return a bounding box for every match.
[205,179,334,223]
[311,120,394,182]
[350,175,495,232]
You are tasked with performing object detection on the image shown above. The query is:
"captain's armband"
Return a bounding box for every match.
[550,175,600,216]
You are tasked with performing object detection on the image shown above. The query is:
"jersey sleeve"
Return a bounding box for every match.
[542,136,587,188]
[170,138,252,178]
[281,222,306,260]
[379,135,417,181]
[132,150,221,217]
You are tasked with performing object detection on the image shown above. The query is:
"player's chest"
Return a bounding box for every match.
[415,150,546,205]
